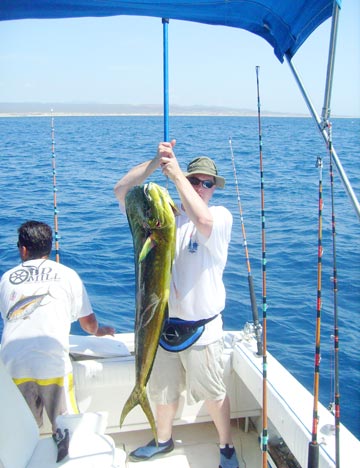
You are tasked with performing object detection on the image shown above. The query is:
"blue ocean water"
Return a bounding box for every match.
[0,115,359,438]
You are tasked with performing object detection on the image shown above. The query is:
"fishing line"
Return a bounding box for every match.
[327,120,340,467]
[308,154,324,468]
[256,65,268,468]
[228,137,262,356]
[51,110,60,263]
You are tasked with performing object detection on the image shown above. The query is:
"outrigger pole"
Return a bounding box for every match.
[162,18,169,141]
[51,110,60,263]
[228,137,262,356]
[285,1,360,221]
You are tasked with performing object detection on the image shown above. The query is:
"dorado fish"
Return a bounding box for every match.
[120,182,177,442]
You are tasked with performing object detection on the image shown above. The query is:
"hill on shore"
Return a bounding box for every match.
[0,102,306,117]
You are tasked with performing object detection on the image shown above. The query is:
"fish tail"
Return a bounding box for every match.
[120,386,158,443]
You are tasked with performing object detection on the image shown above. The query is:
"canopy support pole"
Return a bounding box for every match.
[285,4,360,221]
[162,18,169,141]
[321,0,340,123]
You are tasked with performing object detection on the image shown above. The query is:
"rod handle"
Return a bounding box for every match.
[308,442,319,468]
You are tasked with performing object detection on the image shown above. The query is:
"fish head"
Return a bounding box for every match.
[126,182,177,232]
[142,183,178,231]
[126,182,178,263]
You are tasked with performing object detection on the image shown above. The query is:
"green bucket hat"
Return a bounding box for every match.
[184,156,225,189]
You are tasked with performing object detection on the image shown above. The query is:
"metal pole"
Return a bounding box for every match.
[162,18,169,141]
[321,1,340,122]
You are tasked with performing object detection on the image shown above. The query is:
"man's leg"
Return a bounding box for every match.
[156,401,179,442]
[128,402,177,461]
[205,395,232,445]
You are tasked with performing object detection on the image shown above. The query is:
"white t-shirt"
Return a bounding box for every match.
[0,258,93,379]
[169,205,233,345]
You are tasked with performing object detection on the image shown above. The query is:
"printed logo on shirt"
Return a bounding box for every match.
[9,266,60,285]
[188,238,198,253]
[6,290,50,321]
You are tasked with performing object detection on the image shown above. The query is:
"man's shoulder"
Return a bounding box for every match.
[0,262,23,280]
[49,260,79,277]
[210,205,233,220]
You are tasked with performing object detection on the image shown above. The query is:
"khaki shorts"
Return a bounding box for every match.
[149,339,226,405]
[14,373,79,432]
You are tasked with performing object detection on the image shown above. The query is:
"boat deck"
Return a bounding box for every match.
[110,418,261,468]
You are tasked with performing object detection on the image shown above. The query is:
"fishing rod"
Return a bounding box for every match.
[308,154,324,468]
[327,121,340,467]
[256,65,268,468]
[51,110,60,263]
[162,18,169,142]
[228,137,262,356]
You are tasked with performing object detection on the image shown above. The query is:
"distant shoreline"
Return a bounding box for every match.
[0,112,307,118]
[0,102,306,118]
[0,103,357,119]
[0,113,356,119]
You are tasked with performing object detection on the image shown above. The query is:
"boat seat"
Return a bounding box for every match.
[0,357,126,468]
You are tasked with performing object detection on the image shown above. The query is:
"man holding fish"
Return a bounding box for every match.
[114,140,239,468]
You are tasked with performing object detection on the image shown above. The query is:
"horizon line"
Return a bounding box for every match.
[0,102,358,119]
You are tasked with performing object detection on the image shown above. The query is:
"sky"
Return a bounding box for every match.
[0,1,359,117]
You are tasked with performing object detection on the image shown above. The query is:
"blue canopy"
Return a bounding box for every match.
[0,0,340,62]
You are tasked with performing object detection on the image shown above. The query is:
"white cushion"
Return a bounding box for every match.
[27,433,122,468]
[0,358,126,468]
[0,359,39,468]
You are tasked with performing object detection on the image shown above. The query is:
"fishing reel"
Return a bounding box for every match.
[243,321,262,341]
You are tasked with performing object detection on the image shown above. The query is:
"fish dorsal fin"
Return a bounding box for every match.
[139,236,157,263]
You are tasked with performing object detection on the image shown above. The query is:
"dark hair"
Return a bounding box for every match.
[18,221,53,260]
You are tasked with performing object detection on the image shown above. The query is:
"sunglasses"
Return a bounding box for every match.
[188,177,215,189]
